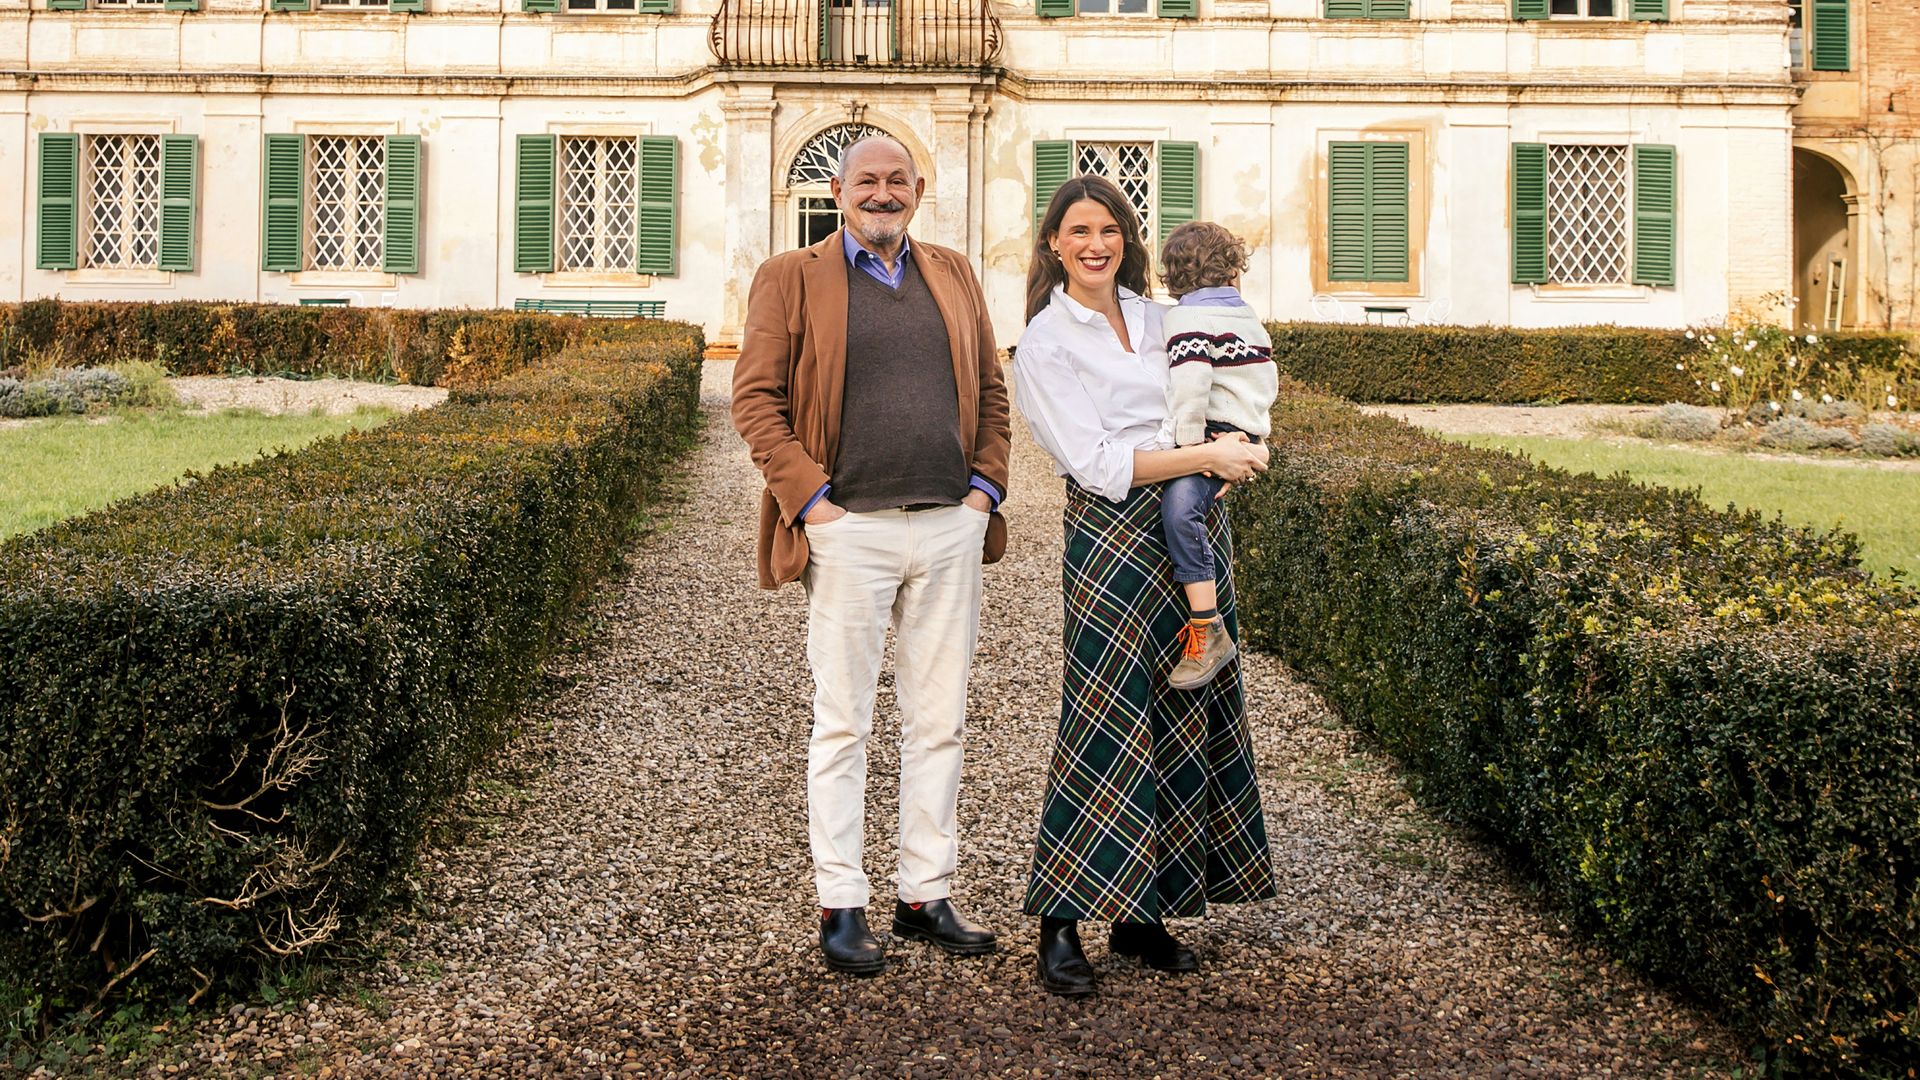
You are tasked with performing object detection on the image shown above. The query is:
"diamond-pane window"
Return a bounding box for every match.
[560,137,639,271]
[308,135,385,272]
[1073,141,1155,243]
[1546,144,1629,286]
[84,134,162,269]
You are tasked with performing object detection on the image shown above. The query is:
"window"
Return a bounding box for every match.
[785,122,887,249]
[1074,142,1157,242]
[560,137,638,272]
[37,132,197,273]
[315,0,389,7]
[514,134,678,276]
[93,0,166,7]
[268,0,425,13]
[85,135,162,269]
[565,0,638,9]
[1512,142,1675,288]
[1545,145,1628,284]
[308,136,386,272]
[262,133,418,275]
[1077,0,1149,13]
[1032,139,1198,247]
[1550,0,1616,15]
[1326,141,1410,285]
[1036,0,1192,20]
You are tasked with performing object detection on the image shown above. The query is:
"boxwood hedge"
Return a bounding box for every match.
[0,316,703,1014]
[1229,383,1918,1076]
[0,299,603,387]
[1266,321,1915,405]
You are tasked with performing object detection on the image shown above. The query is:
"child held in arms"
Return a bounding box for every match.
[1156,221,1277,690]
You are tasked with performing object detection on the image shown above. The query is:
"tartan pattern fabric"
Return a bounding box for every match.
[1023,479,1278,921]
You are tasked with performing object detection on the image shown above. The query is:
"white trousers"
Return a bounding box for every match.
[802,504,990,909]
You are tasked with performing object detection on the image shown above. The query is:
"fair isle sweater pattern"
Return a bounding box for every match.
[1163,303,1278,446]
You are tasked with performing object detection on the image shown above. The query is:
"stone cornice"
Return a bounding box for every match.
[2,68,1801,109]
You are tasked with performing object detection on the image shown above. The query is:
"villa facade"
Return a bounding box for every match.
[2,0,1808,346]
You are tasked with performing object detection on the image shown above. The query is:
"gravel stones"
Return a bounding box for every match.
[84,362,1740,1078]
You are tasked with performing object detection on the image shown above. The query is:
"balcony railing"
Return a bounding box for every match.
[710,0,1003,70]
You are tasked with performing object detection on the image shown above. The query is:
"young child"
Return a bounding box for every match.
[1157,221,1277,690]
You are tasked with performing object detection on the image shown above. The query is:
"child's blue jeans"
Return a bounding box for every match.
[1161,422,1253,586]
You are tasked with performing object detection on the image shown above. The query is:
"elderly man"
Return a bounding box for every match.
[731,136,1012,974]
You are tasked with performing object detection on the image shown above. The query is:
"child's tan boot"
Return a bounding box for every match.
[1168,615,1237,690]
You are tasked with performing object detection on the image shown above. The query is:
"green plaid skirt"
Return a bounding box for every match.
[1023,479,1278,921]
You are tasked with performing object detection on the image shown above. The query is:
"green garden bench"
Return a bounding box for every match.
[513,298,666,319]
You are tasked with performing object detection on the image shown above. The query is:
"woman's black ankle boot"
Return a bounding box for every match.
[1036,916,1097,997]
[1108,919,1200,973]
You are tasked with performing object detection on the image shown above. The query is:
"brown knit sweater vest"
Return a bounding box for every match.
[831,256,967,513]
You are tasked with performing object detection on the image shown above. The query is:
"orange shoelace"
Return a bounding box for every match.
[1177,620,1209,661]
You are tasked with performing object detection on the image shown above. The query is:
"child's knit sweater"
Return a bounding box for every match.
[1163,299,1277,447]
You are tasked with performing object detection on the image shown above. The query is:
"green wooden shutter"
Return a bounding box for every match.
[48,0,86,10]
[1326,143,1368,282]
[1033,140,1072,235]
[637,0,674,10]
[383,135,421,275]
[1036,0,1072,18]
[1633,144,1676,287]
[163,0,201,11]
[1325,0,1368,16]
[1811,0,1850,71]
[514,135,557,274]
[1156,141,1198,246]
[1366,0,1410,17]
[1157,0,1195,17]
[637,136,678,276]
[1511,142,1547,285]
[1369,143,1410,283]
[262,134,305,273]
[1512,0,1548,19]
[522,0,558,11]
[390,0,423,10]
[817,0,831,61]
[1628,0,1667,21]
[270,0,310,10]
[159,135,198,273]
[35,134,79,272]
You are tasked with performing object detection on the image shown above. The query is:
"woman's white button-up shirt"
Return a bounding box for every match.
[1011,286,1174,502]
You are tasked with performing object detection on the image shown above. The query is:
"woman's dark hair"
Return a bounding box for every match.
[1024,175,1152,324]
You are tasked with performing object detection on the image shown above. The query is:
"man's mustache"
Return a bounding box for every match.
[859,200,906,213]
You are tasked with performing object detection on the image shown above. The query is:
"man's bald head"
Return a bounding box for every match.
[837,136,919,184]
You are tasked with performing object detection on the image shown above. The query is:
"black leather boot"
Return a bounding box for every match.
[1109,920,1199,973]
[1036,916,1096,997]
[820,907,886,975]
[892,899,997,955]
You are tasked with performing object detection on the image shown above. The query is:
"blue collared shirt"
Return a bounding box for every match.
[1177,285,1246,308]
[843,229,910,290]
[799,230,1000,519]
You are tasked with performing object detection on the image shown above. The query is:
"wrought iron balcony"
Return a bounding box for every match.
[710,0,1003,71]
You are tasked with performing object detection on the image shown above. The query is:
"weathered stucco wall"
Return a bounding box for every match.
[1,0,1799,338]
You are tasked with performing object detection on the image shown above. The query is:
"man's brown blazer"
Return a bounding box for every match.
[732,230,1012,589]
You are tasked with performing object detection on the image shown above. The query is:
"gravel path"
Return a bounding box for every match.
[108,363,1740,1078]
[169,376,446,416]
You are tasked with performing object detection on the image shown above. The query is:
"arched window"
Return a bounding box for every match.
[786,123,889,249]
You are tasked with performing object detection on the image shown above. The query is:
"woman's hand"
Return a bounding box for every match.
[1203,438,1268,484]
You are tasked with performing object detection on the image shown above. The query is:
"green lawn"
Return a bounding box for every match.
[0,408,395,540]
[1452,434,1920,581]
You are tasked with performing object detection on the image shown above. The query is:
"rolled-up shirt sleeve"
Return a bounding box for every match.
[1011,345,1137,501]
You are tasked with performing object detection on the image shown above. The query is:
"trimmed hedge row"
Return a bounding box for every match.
[1229,383,1918,1077]
[1266,321,1916,404]
[0,299,612,387]
[0,317,703,1013]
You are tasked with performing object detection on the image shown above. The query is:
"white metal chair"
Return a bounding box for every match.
[1309,293,1350,324]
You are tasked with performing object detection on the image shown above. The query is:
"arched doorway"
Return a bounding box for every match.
[1794,148,1855,330]
[785,122,889,249]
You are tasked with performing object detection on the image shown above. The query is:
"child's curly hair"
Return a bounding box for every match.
[1159,221,1250,298]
